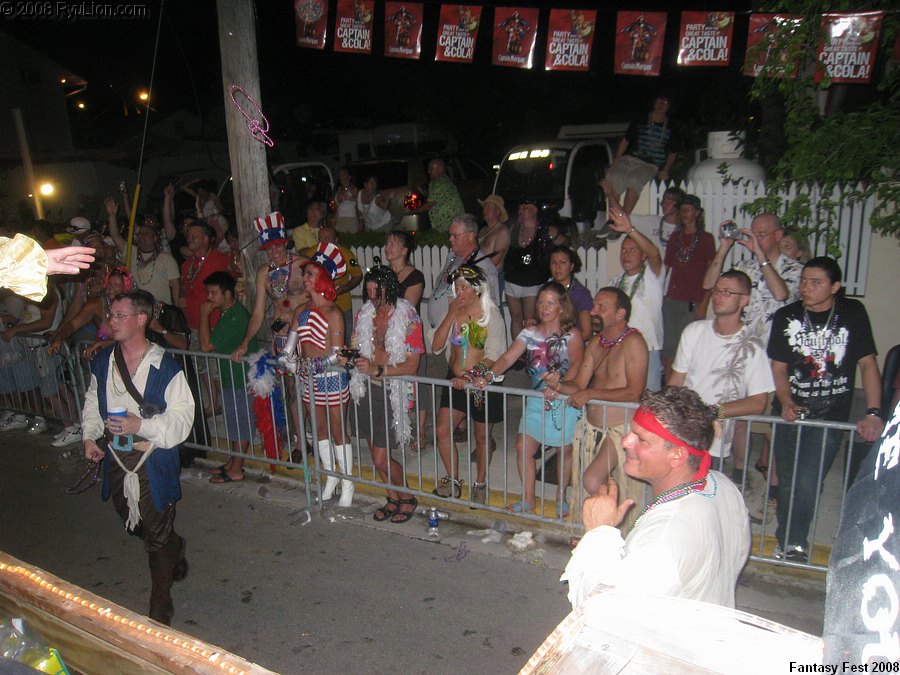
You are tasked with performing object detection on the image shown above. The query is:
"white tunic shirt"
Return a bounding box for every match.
[562,471,750,610]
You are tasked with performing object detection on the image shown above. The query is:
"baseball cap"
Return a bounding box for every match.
[67,217,91,235]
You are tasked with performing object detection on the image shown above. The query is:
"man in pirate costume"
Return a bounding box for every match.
[344,264,425,524]
[562,387,750,610]
[608,207,664,391]
[546,287,647,533]
[231,211,309,459]
[768,257,883,563]
[82,289,195,625]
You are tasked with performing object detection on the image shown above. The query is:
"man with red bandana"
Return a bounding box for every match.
[562,387,750,610]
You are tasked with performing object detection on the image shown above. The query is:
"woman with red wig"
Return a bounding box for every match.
[282,243,354,506]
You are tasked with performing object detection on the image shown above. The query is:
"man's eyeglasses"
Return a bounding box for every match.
[711,288,748,297]
[753,230,778,240]
[107,312,140,322]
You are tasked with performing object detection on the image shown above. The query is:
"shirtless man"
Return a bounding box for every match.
[546,286,648,533]
[477,194,510,279]
[230,212,309,456]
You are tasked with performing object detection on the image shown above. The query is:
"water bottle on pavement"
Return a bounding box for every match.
[426,507,441,540]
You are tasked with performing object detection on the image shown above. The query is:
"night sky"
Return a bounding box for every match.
[7,0,765,166]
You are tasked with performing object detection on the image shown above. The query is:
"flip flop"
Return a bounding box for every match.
[208,464,228,475]
[209,471,244,484]
[506,501,534,513]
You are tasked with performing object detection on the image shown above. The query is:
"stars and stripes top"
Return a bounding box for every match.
[297,308,329,350]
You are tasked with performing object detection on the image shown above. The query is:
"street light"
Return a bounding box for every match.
[138,91,150,102]
[39,183,55,196]
[76,101,86,110]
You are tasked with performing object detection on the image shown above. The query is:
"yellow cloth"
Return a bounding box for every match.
[303,244,361,312]
[292,223,319,251]
[0,234,49,301]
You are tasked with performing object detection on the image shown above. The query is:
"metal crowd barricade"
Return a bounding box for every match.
[1,337,862,573]
[0,333,83,427]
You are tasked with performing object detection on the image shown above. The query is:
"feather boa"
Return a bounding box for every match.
[350,298,415,447]
[247,351,286,469]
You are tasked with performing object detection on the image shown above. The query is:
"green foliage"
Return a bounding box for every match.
[743,0,900,249]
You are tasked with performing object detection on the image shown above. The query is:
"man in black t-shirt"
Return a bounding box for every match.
[767,257,884,562]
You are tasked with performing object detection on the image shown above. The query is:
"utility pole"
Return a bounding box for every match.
[12,109,43,220]
[216,0,270,308]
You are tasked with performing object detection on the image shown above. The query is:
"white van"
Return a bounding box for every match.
[493,124,626,232]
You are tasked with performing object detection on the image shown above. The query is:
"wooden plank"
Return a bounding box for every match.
[0,551,275,675]
[521,585,822,675]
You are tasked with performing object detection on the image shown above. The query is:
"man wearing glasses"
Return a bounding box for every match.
[668,270,774,468]
[82,289,195,625]
[702,212,802,339]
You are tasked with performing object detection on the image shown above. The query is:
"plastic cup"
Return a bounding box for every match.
[108,406,127,421]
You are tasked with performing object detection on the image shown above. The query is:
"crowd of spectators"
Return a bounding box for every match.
[0,168,889,565]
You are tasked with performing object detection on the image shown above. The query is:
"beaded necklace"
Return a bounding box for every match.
[674,229,701,267]
[616,265,646,300]
[267,254,294,299]
[134,251,159,287]
[184,250,210,282]
[633,475,712,527]
[598,326,637,349]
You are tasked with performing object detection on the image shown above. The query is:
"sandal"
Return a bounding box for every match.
[556,501,570,518]
[373,498,400,522]
[390,496,418,524]
[433,476,463,499]
[506,501,534,513]
[754,461,769,479]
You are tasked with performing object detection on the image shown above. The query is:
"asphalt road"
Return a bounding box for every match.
[0,429,827,673]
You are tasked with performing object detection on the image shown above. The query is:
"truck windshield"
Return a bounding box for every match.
[494,147,571,204]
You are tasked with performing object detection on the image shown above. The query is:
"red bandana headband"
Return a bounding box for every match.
[632,407,711,483]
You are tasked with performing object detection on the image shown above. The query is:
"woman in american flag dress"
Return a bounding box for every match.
[283,243,355,506]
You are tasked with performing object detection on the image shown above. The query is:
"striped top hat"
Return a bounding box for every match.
[254,211,288,250]
[311,242,347,280]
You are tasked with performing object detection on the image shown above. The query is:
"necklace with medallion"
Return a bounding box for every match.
[633,476,712,527]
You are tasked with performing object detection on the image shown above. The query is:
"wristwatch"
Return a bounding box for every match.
[865,407,882,417]
[375,365,385,377]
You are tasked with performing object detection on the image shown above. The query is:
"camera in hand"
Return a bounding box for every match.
[271,318,287,333]
[721,221,740,240]
[340,348,361,361]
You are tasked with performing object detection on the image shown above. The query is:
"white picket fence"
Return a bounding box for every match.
[345,179,873,318]
[648,180,874,296]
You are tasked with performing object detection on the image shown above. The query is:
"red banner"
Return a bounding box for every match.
[743,14,802,78]
[544,9,596,72]
[816,12,883,84]
[434,5,482,63]
[492,7,539,69]
[294,0,328,49]
[614,11,666,77]
[677,11,735,66]
[384,2,423,59]
[333,0,374,54]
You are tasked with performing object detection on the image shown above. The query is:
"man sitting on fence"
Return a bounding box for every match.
[561,387,750,610]
[545,286,647,533]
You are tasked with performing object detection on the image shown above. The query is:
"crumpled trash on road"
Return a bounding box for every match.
[467,528,503,543]
[508,531,535,551]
